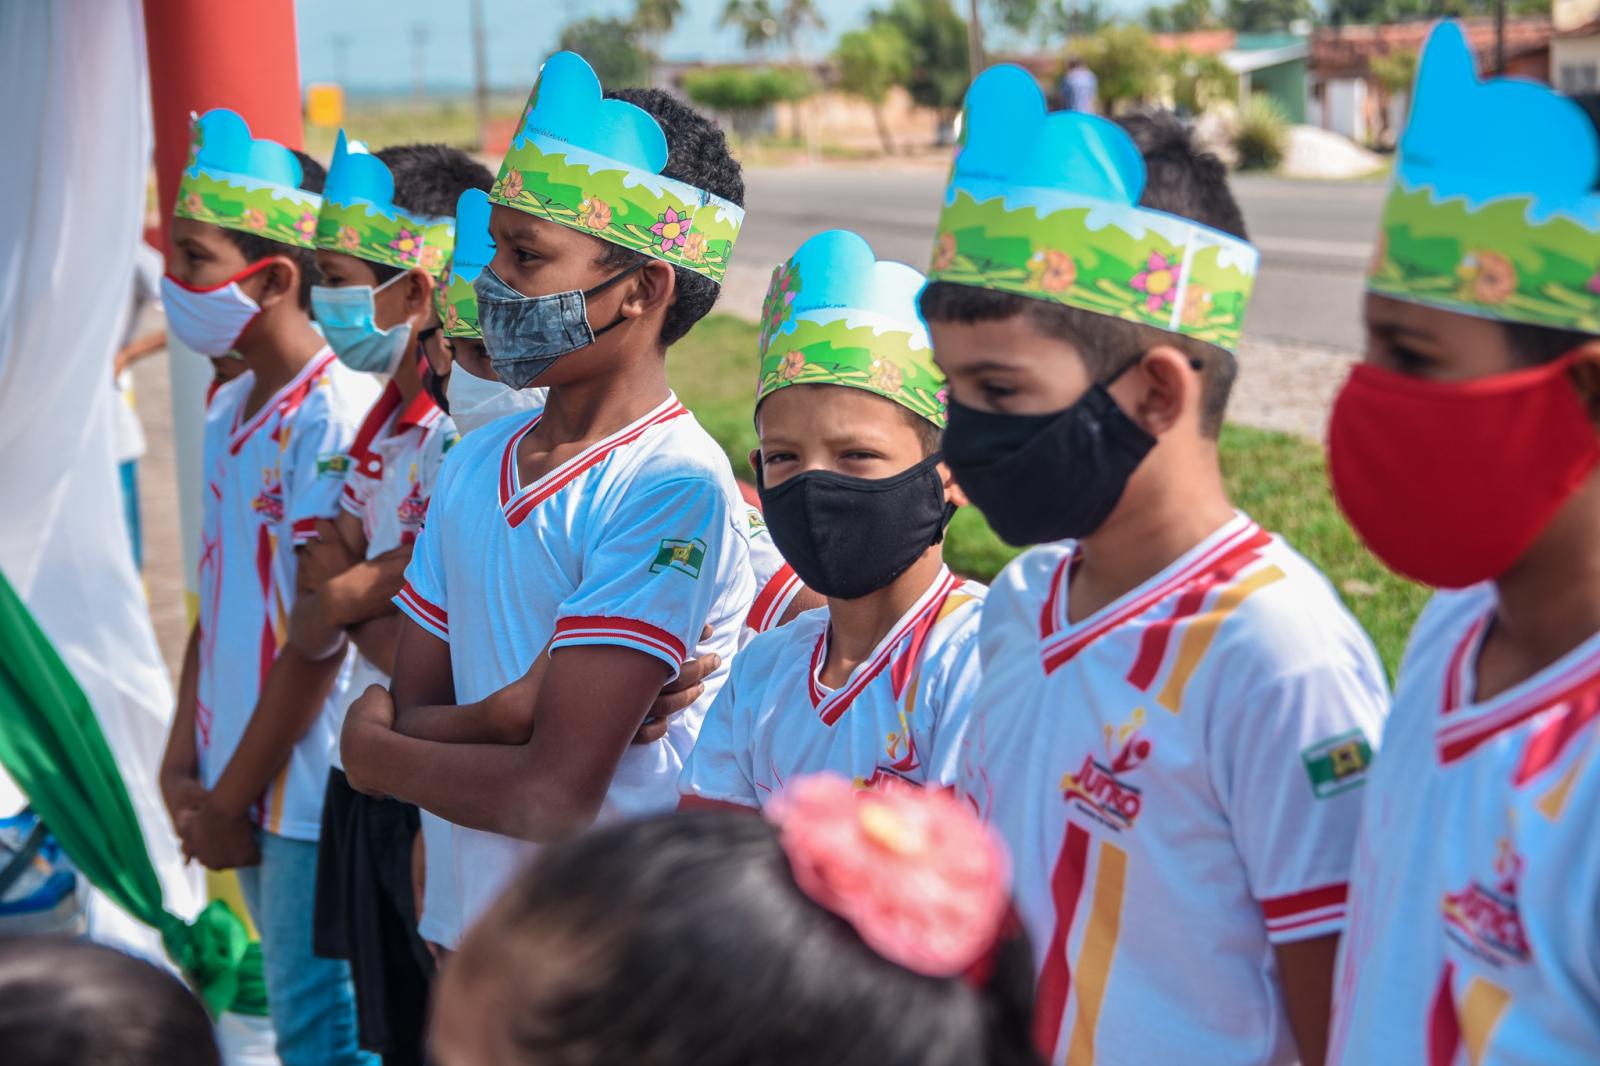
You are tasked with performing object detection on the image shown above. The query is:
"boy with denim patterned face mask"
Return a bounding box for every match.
[156,109,380,1066]
[338,53,764,955]
[919,72,1390,1066]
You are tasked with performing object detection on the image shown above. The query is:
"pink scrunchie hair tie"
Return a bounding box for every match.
[765,773,1013,980]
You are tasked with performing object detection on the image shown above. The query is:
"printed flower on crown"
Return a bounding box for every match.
[390,229,422,266]
[183,191,205,217]
[760,261,802,352]
[1457,251,1517,306]
[779,350,807,381]
[682,230,709,263]
[337,225,361,252]
[1130,251,1179,313]
[869,359,904,395]
[419,245,445,275]
[933,231,958,273]
[496,169,525,204]
[443,303,460,332]
[241,207,268,232]
[1028,249,1077,294]
[294,210,317,244]
[936,385,949,409]
[650,207,692,254]
[578,196,612,232]
[1181,285,1213,329]
[1586,270,1600,297]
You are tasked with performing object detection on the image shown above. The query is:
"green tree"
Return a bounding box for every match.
[871,0,971,129]
[1076,24,1163,113]
[632,0,683,56]
[682,66,813,140]
[1154,0,1216,32]
[834,24,916,153]
[557,16,652,89]
[1040,0,1111,38]
[1222,0,1312,31]
[1165,49,1237,114]
[721,0,827,59]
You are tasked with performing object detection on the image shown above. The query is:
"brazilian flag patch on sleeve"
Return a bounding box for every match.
[1301,730,1374,799]
[651,538,707,579]
[317,453,352,477]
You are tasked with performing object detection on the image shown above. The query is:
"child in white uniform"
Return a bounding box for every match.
[1328,25,1600,1064]
[918,72,1389,1066]
[681,230,982,807]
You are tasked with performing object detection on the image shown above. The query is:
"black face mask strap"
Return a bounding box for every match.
[1100,345,1205,388]
[583,258,648,339]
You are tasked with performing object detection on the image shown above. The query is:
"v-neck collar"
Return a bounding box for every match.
[1039,513,1269,674]
[807,567,958,726]
[1435,595,1600,766]
[497,394,688,528]
[228,347,336,454]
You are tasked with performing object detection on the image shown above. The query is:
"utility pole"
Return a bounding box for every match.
[1493,0,1506,74]
[966,0,987,79]
[412,23,427,115]
[470,0,490,151]
[331,32,352,87]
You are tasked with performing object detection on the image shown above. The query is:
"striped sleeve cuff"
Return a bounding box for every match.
[551,616,687,678]
[338,487,364,519]
[394,581,448,641]
[291,517,321,544]
[1261,883,1348,943]
[746,564,804,634]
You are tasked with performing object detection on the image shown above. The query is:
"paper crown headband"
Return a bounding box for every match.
[928,66,1259,352]
[1369,22,1600,333]
[435,189,493,339]
[757,231,946,427]
[317,131,454,277]
[173,109,321,250]
[490,51,744,285]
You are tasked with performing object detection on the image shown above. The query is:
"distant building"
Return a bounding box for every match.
[1554,0,1600,94]
[1309,16,1553,146]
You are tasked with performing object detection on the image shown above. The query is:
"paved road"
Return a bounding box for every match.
[734,167,1383,353]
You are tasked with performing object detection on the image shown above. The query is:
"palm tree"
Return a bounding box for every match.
[720,0,825,60]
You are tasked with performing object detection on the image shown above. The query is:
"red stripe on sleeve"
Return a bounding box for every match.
[1261,882,1349,921]
[552,616,688,664]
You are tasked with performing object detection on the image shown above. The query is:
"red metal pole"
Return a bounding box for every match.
[143,0,303,254]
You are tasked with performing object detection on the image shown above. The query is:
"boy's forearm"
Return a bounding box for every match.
[208,645,345,817]
[349,612,402,674]
[394,700,527,746]
[163,626,202,778]
[328,555,411,624]
[286,586,349,661]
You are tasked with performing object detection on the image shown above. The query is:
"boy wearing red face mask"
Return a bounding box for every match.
[1327,25,1600,1064]
[157,110,379,1066]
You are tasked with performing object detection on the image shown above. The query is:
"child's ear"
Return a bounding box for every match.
[1120,346,1191,436]
[403,268,435,320]
[620,260,675,322]
[937,461,969,509]
[252,256,300,310]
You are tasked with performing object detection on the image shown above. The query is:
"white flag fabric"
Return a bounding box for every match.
[0,0,201,951]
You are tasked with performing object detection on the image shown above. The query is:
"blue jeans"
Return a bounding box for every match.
[237,831,376,1066]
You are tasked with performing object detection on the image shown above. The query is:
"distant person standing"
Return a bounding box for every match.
[1061,58,1098,114]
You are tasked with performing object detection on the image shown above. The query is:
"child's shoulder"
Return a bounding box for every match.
[632,409,739,485]
[982,542,1071,633]
[301,358,381,428]
[733,606,830,678]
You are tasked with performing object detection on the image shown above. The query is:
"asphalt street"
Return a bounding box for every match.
[736,167,1384,352]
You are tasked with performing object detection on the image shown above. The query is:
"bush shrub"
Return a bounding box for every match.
[1234,94,1287,171]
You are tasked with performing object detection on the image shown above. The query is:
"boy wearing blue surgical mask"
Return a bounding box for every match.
[338,55,762,954]
[155,111,379,1066]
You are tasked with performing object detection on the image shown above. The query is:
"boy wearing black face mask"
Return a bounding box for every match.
[1327,28,1600,1064]
[155,109,380,1066]
[338,53,761,955]
[679,230,981,809]
[920,70,1389,1066]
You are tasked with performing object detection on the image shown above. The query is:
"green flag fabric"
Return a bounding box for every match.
[0,568,266,1015]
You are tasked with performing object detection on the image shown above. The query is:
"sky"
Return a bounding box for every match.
[293,0,1137,95]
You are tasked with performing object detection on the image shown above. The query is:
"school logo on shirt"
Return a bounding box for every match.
[397,479,428,540]
[651,538,707,579]
[251,469,285,524]
[1060,709,1152,832]
[317,453,352,477]
[1442,838,1530,967]
[1301,730,1373,799]
[746,508,767,536]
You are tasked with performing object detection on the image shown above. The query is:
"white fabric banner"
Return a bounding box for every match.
[0,0,201,951]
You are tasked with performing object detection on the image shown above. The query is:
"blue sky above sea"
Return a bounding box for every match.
[294,0,1143,95]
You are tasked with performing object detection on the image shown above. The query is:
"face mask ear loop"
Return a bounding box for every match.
[584,259,650,339]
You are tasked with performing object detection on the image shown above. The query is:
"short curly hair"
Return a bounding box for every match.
[593,88,746,347]
[218,149,326,309]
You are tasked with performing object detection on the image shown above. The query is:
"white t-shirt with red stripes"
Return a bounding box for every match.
[741,506,803,643]
[196,349,379,840]
[681,567,985,806]
[331,381,456,773]
[953,513,1389,1066]
[1331,585,1600,1065]
[394,392,756,947]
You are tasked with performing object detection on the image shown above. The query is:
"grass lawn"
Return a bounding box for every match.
[669,313,1428,675]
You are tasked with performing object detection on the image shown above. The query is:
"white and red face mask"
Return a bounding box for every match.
[160,260,272,358]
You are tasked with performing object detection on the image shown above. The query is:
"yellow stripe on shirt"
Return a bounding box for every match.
[1156,566,1287,714]
[1066,840,1129,1066]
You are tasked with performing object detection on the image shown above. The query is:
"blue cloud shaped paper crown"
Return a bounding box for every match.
[436,188,494,339]
[1369,21,1600,331]
[490,51,744,284]
[316,130,454,276]
[928,65,1259,352]
[173,108,321,249]
[757,230,946,426]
